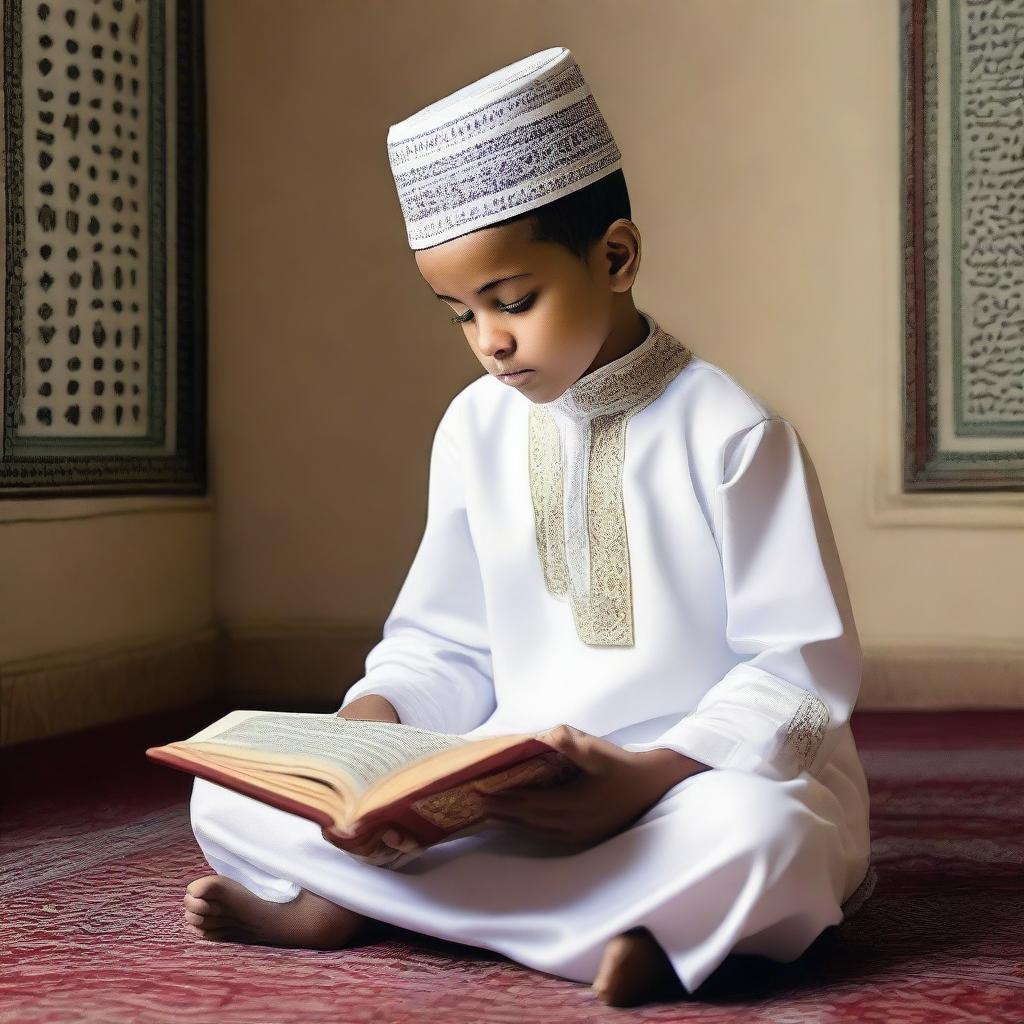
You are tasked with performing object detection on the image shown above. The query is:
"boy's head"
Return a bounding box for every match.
[387,48,645,404]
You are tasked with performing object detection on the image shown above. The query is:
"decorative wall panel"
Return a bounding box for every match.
[2,0,205,496]
[902,0,1024,490]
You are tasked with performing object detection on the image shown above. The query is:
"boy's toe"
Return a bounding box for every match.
[184,908,230,929]
[186,874,247,902]
[184,921,235,942]
[186,875,223,899]
[183,893,212,914]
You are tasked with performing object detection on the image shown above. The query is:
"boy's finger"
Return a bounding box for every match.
[382,828,419,852]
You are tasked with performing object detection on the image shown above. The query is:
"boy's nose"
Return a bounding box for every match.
[477,328,515,360]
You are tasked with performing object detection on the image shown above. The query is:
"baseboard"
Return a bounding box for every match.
[221,621,379,706]
[860,641,1024,708]
[2,624,1021,746]
[0,626,224,746]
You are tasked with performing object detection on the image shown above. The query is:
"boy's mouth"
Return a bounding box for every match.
[496,369,535,387]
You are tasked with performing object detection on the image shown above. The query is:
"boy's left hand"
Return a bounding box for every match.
[476,723,709,850]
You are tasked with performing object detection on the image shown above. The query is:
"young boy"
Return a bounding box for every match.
[184,46,873,1007]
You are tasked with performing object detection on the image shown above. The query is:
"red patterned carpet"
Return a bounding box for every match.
[2,704,1022,1024]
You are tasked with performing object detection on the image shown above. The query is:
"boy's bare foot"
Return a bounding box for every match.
[183,874,368,950]
[592,926,683,1007]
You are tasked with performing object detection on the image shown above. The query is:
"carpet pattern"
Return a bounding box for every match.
[2,707,1022,1023]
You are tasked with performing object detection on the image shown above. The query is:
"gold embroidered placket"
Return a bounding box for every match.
[528,321,693,646]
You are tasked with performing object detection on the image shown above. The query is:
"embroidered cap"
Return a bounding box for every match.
[386,46,623,250]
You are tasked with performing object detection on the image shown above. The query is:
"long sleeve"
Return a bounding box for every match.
[621,415,862,780]
[337,403,497,735]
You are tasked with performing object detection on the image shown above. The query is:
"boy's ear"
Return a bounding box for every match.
[601,219,641,292]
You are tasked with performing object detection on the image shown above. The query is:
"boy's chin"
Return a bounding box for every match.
[532,386,571,406]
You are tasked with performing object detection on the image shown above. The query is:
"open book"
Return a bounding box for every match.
[147,710,580,861]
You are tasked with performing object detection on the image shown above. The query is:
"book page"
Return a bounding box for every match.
[187,712,470,794]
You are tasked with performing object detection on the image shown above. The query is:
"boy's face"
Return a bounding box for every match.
[414,217,629,403]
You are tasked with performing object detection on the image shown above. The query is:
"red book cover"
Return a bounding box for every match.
[146,736,579,854]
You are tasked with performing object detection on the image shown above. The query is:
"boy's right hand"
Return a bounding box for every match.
[346,827,424,869]
[335,694,401,724]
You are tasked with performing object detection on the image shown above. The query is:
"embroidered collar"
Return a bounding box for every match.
[543,310,676,422]
[526,311,694,647]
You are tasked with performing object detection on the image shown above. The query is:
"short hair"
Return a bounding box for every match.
[500,167,632,261]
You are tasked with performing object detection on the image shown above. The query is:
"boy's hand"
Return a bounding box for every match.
[344,721,709,862]
[347,827,424,869]
[336,694,401,724]
[476,724,710,850]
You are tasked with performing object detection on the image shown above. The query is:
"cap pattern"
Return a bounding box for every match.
[387,47,622,250]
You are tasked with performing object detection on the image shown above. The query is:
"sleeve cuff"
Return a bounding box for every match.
[620,665,832,781]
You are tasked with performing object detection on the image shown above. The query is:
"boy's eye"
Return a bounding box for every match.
[449,292,536,326]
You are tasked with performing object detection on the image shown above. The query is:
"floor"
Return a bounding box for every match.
[2,703,1022,1024]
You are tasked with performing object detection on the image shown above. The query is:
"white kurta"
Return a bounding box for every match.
[189,310,872,993]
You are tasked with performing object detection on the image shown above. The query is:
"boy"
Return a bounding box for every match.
[185,46,873,1008]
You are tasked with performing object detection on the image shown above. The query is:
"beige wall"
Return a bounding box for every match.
[205,0,1022,645]
[0,502,214,660]
[3,1,1021,737]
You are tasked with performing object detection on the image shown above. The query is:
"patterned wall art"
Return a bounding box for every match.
[2,0,205,497]
[902,0,1024,490]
